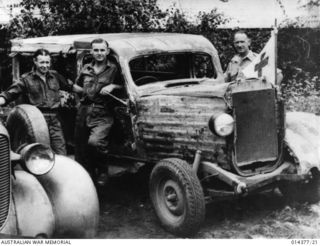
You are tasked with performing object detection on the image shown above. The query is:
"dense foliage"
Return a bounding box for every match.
[281,65,320,115]
[7,0,230,39]
[278,27,320,114]
[8,0,167,37]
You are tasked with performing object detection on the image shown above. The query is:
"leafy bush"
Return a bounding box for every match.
[277,28,320,115]
[281,65,320,115]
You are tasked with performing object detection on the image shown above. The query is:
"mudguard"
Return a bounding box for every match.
[0,199,18,236]
[4,171,55,238]
[285,111,320,174]
[35,155,99,238]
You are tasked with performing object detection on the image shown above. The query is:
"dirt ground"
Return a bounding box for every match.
[95,170,320,239]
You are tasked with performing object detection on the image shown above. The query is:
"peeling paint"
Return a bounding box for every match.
[136,94,227,163]
[160,106,175,113]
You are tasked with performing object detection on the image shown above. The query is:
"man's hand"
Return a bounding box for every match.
[0,97,6,106]
[228,63,241,79]
[100,84,122,95]
[72,84,83,94]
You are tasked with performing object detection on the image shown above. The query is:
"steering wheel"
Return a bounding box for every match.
[134,76,158,86]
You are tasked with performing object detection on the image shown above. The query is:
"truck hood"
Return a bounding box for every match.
[139,79,229,98]
[285,111,320,174]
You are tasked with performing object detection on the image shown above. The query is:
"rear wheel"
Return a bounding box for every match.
[6,104,50,152]
[149,158,205,237]
[279,169,320,203]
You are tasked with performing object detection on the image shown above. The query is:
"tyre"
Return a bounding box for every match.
[6,104,50,152]
[149,158,205,237]
[279,169,320,203]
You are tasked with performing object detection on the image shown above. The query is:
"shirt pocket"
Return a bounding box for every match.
[25,80,43,104]
[26,79,41,92]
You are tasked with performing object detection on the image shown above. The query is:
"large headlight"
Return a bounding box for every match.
[209,113,234,137]
[20,143,55,175]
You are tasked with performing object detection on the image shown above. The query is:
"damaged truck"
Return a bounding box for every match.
[8,33,320,236]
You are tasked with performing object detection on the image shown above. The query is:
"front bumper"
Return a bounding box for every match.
[201,161,311,200]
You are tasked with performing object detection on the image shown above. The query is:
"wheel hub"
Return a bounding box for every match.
[162,180,184,216]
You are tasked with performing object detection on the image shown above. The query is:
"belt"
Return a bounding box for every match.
[81,102,105,109]
[39,108,58,114]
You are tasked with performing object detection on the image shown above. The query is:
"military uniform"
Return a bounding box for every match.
[74,60,120,177]
[0,69,73,155]
[224,50,257,82]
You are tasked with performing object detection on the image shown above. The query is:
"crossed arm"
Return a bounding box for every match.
[99,84,122,95]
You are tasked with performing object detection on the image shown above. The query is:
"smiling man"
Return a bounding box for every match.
[0,48,82,155]
[224,31,257,82]
[74,38,122,186]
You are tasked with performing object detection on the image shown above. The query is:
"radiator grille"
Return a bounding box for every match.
[0,134,10,229]
[233,89,279,166]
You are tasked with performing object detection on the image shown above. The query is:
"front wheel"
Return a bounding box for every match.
[279,169,320,203]
[149,158,205,237]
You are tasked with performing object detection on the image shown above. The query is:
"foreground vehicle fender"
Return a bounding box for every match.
[285,111,320,174]
[6,104,99,237]
[36,155,99,238]
[0,203,18,236]
[10,170,55,237]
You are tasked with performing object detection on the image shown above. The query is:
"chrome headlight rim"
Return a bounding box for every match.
[19,143,55,176]
[209,112,234,137]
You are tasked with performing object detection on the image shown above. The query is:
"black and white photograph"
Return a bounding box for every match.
[0,0,319,241]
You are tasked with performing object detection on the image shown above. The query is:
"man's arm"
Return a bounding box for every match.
[54,71,84,94]
[99,63,123,95]
[73,71,85,94]
[71,81,83,94]
[99,84,122,95]
[54,71,74,92]
[224,56,241,83]
[0,79,25,106]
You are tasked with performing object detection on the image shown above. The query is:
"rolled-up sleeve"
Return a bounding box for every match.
[52,71,73,92]
[0,79,25,105]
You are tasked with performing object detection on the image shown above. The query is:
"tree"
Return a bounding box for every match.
[8,0,167,38]
[7,0,229,39]
[300,0,320,8]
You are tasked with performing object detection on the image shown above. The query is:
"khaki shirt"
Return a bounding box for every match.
[76,60,120,106]
[224,50,257,82]
[0,69,72,109]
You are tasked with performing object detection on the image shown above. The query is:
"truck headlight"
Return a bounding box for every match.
[20,143,55,175]
[209,113,234,137]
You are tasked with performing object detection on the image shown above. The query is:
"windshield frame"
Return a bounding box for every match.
[128,51,217,88]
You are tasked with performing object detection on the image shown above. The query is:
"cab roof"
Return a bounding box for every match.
[10,33,218,60]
